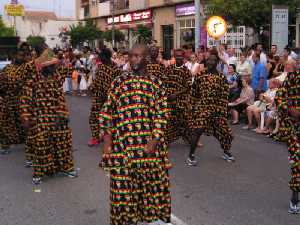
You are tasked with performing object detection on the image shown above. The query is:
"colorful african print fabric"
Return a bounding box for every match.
[99,72,171,225]
[89,64,121,139]
[163,65,191,144]
[20,62,74,178]
[275,71,300,192]
[188,73,233,151]
[0,64,26,149]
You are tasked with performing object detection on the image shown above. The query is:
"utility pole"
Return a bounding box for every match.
[111,0,115,48]
[195,0,203,51]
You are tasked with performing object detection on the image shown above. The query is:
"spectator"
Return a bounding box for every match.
[266,53,276,79]
[256,43,267,65]
[237,52,252,78]
[251,53,268,95]
[243,79,279,131]
[121,50,130,71]
[197,52,206,72]
[227,48,238,66]
[229,79,255,125]
[270,44,278,57]
[227,64,240,102]
[273,55,285,78]
[185,53,200,76]
[256,79,282,134]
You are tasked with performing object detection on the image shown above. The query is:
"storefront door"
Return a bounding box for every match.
[162,25,174,59]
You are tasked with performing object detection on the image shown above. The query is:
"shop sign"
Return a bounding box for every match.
[107,10,152,24]
[4,4,24,16]
[176,3,195,16]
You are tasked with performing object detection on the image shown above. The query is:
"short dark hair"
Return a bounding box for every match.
[229,64,236,72]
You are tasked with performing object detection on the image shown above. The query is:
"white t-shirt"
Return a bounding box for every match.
[185,62,199,75]
[227,56,238,66]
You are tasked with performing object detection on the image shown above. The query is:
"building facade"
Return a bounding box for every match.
[76,0,195,53]
[76,0,253,57]
[4,10,78,48]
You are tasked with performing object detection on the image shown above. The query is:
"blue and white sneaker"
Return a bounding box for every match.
[222,152,235,162]
[32,177,42,185]
[60,170,78,178]
[288,201,300,214]
[186,156,198,166]
[25,160,33,168]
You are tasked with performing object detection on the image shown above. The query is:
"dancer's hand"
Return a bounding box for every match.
[145,139,158,155]
[103,134,112,154]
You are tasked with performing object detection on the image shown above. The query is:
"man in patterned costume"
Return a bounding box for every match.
[164,49,191,144]
[146,46,165,80]
[275,69,300,214]
[0,44,31,154]
[88,48,121,147]
[20,43,76,185]
[99,45,171,225]
[186,49,234,166]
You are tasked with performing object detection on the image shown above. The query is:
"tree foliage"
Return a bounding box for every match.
[206,0,300,31]
[26,35,46,48]
[0,16,15,37]
[102,29,125,43]
[67,20,102,47]
[133,25,152,44]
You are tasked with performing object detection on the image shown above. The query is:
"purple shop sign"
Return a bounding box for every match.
[176,3,195,16]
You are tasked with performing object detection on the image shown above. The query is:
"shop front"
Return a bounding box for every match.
[175,3,207,50]
[106,10,152,48]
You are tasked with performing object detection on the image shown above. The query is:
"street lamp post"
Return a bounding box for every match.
[195,0,203,51]
[111,0,115,48]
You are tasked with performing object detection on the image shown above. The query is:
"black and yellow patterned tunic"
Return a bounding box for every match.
[99,72,171,225]
[275,71,300,192]
[188,73,233,151]
[146,63,165,80]
[163,65,191,143]
[0,64,26,149]
[20,63,74,178]
[89,64,121,140]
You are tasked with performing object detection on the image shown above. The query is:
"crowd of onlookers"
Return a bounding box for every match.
[54,43,299,141]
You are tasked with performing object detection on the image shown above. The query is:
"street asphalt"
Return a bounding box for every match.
[0,95,299,225]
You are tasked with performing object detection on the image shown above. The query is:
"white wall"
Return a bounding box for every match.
[14,17,78,48]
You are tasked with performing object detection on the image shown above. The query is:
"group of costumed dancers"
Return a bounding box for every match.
[0,41,299,224]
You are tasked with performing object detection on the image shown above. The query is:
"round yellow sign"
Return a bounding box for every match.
[206,16,227,39]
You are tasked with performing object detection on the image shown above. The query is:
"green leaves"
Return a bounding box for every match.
[0,16,15,37]
[66,20,102,47]
[133,25,152,44]
[102,29,125,43]
[26,36,46,48]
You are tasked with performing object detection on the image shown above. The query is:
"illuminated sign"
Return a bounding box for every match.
[206,16,227,39]
[107,10,152,24]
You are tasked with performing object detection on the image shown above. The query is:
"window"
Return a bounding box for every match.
[178,19,195,48]
[115,0,129,10]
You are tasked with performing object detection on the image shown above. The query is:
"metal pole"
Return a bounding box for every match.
[14,16,17,35]
[111,0,115,48]
[195,0,203,51]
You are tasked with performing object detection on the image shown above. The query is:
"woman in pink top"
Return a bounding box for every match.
[229,79,255,125]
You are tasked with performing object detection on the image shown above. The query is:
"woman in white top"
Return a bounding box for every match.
[237,52,252,78]
[185,53,200,76]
